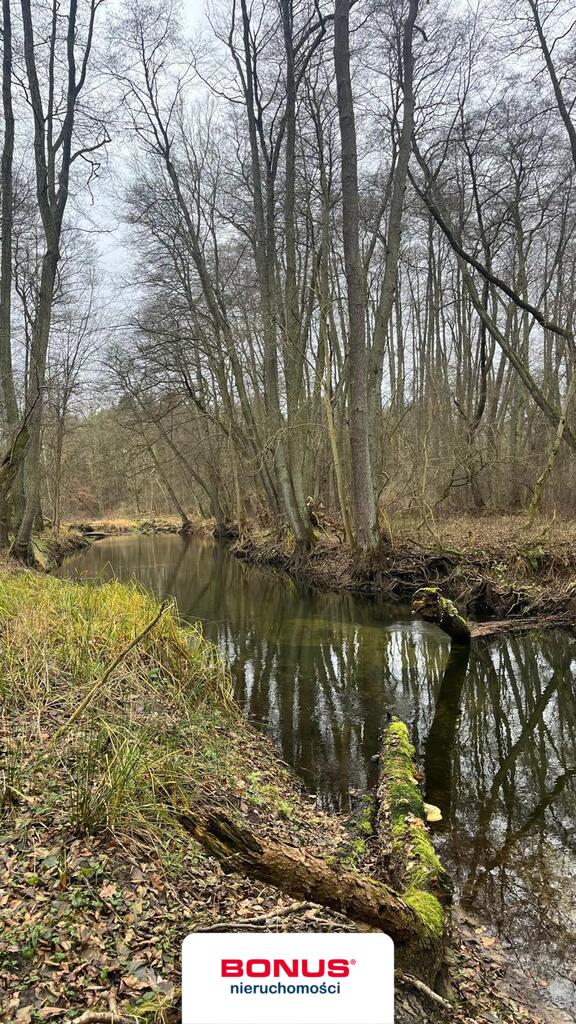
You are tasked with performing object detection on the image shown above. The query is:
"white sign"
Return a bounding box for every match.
[182,931,394,1024]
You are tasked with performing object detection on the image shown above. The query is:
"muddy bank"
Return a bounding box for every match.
[61,511,576,625]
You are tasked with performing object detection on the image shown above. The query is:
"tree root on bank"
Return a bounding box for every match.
[399,973,453,1010]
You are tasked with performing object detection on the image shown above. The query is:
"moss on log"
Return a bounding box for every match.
[177,803,422,944]
[411,587,471,643]
[377,719,452,982]
[412,586,572,641]
[175,722,452,986]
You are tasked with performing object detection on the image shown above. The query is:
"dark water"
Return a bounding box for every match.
[58,533,576,1013]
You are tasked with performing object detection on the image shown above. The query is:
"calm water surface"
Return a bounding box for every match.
[58,534,576,1013]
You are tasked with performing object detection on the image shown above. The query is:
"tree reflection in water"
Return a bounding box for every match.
[59,534,576,1010]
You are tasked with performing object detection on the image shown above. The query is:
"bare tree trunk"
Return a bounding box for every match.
[334,0,378,551]
[147,441,190,527]
[527,368,576,525]
[0,0,23,544]
[12,249,59,561]
[369,0,419,485]
[11,0,104,562]
[52,416,65,534]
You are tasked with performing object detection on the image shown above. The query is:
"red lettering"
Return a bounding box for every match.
[221,960,243,977]
[246,959,270,977]
[328,959,350,978]
[273,959,298,978]
[302,959,324,977]
[221,956,352,979]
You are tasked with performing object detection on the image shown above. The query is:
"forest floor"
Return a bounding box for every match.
[0,538,573,1023]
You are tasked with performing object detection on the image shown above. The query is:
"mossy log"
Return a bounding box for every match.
[377,719,452,984]
[177,803,430,947]
[412,586,572,640]
[411,588,471,643]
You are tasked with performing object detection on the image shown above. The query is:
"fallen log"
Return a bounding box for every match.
[411,588,472,643]
[177,803,419,944]
[468,613,574,638]
[174,718,450,988]
[376,719,451,986]
[411,586,573,641]
[377,719,452,904]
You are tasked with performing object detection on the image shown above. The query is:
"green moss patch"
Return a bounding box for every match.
[381,718,451,948]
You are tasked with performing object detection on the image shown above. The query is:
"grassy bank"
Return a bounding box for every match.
[0,572,345,1023]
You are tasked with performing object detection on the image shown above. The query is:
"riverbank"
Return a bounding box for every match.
[0,571,345,1022]
[230,513,576,625]
[0,566,567,1024]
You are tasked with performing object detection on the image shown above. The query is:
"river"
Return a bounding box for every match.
[57,532,576,1013]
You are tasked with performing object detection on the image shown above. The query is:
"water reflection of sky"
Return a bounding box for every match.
[58,534,576,1011]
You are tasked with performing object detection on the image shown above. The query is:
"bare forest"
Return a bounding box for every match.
[2,0,576,557]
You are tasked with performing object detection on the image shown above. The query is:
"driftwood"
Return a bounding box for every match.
[177,804,420,944]
[411,586,573,641]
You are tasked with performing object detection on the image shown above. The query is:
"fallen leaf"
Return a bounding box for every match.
[99,884,118,899]
[122,973,151,991]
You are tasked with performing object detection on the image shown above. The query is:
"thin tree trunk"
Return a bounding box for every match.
[334,0,378,551]
[369,0,419,482]
[0,0,24,543]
